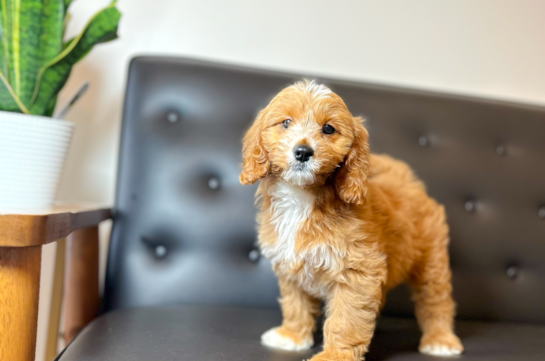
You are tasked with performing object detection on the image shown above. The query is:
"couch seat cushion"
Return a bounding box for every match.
[58,304,545,361]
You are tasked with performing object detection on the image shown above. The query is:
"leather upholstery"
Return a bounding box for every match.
[105,56,545,324]
[58,304,545,361]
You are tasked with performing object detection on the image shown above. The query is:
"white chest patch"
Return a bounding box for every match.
[261,182,343,299]
[262,182,314,267]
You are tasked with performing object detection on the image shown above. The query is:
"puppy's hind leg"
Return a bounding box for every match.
[410,230,463,357]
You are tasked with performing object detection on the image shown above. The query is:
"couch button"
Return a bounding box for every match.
[167,112,180,123]
[538,206,545,219]
[418,136,429,147]
[495,144,506,156]
[208,177,221,190]
[155,245,167,258]
[249,249,260,262]
[506,266,518,279]
[464,199,477,213]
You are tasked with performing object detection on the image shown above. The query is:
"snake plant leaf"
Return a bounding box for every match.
[0,73,23,111]
[29,3,120,115]
[0,1,23,112]
[0,0,64,112]
[36,0,64,114]
[39,0,65,67]
[0,3,6,77]
[0,0,15,88]
[0,7,14,111]
[19,0,45,105]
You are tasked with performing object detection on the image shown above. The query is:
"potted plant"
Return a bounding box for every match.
[0,0,121,211]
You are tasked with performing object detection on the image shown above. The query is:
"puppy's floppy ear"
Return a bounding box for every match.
[335,117,370,205]
[239,109,270,185]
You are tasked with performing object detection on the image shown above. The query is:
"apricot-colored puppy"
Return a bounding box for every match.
[240,80,463,360]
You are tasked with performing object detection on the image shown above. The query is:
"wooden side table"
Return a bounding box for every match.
[0,205,111,361]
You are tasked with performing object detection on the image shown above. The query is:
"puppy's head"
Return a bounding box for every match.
[240,80,370,205]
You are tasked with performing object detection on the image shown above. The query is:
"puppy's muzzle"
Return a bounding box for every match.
[293,144,314,163]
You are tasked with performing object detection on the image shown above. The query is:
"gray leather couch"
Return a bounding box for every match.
[57,57,545,360]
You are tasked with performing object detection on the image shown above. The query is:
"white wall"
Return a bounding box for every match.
[58,0,545,205]
[36,0,545,359]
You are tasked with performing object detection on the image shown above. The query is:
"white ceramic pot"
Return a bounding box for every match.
[0,111,74,212]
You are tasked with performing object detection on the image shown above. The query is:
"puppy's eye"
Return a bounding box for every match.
[282,119,291,129]
[322,124,335,134]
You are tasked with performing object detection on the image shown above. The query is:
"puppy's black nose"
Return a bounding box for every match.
[293,145,314,163]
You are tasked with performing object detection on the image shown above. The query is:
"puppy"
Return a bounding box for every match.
[240,80,463,361]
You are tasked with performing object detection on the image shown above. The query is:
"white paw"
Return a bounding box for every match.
[261,327,313,351]
[420,344,462,357]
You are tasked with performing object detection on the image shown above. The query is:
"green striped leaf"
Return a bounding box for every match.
[0,3,5,77]
[29,3,120,115]
[0,72,29,112]
[38,0,65,67]
[0,0,64,112]
[19,0,44,105]
[1,0,15,86]
[35,0,63,115]
[0,0,120,115]
[0,0,21,111]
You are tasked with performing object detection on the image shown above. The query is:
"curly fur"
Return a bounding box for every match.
[240,80,463,360]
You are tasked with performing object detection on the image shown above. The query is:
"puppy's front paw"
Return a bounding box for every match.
[261,326,313,351]
[419,332,464,357]
[309,350,355,361]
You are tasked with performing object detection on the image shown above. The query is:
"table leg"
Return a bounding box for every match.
[45,238,66,361]
[0,246,42,361]
[63,226,99,344]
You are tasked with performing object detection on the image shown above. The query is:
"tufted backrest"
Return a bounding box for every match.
[104,57,545,324]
